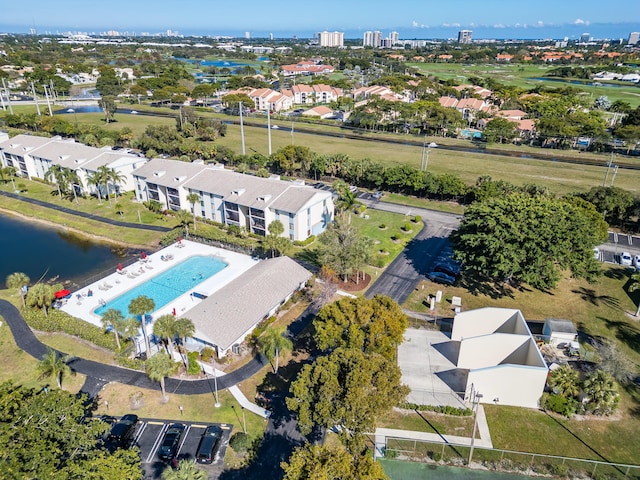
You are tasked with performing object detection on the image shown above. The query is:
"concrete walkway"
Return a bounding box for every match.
[228,385,271,419]
[374,404,493,458]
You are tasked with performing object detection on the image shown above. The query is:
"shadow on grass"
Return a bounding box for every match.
[603,267,631,281]
[414,410,467,459]
[457,274,516,300]
[293,249,320,268]
[602,317,640,353]
[571,287,621,309]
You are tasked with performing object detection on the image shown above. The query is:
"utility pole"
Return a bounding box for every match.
[31,82,41,116]
[267,106,272,156]
[239,101,246,155]
[43,85,53,116]
[602,152,614,186]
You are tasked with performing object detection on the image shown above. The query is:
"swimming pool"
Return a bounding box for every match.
[94,255,227,318]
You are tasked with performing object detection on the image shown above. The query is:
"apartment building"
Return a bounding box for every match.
[133,159,334,241]
[317,31,344,47]
[286,84,343,105]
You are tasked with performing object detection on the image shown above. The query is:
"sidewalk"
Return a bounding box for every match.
[374,405,493,459]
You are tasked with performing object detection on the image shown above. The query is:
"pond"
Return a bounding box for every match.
[0,212,136,287]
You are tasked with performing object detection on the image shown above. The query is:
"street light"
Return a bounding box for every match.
[468,390,483,465]
[420,139,438,171]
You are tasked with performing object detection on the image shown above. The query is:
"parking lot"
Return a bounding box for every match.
[127,418,232,479]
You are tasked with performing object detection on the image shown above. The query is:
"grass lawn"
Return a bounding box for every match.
[377,408,475,437]
[383,193,466,215]
[37,331,117,365]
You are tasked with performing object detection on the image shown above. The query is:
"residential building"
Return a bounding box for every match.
[451,308,548,409]
[579,32,591,43]
[286,84,343,105]
[458,30,472,44]
[363,31,382,48]
[628,32,640,45]
[185,256,311,357]
[0,134,145,197]
[317,31,344,47]
[280,61,335,77]
[389,31,399,45]
[302,106,334,119]
[132,158,334,241]
[247,88,293,112]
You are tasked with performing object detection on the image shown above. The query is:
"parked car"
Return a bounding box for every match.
[434,262,461,277]
[427,271,455,285]
[634,255,640,269]
[106,414,138,449]
[371,191,383,200]
[158,423,186,462]
[196,426,222,464]
[620,252,633,266]
[593,247,600,260]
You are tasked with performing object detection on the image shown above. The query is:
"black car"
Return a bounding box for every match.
[434,262,461,277]
[158,423,186,461]
[196,425,222,464]
[427,271,456,285]
[106,414,138,449]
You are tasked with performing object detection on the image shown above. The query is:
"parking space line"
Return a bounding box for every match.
[176,424,191,458]
[133,421,147,445]
[145,423,168,464]
[146,421,164,425]
[190,424,207,428]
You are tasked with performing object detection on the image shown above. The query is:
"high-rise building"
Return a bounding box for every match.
[317,31,344,47]
[628,32,640,45]
[269,32,274,41]
[458,30,472,44]
[363,30,382,47]
[245,31,251,39]
[579,32,591,43]
[389,31,399,45]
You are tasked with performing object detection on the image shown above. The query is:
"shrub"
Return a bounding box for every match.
[541,393,579,417]
[371,255,387,268]
[413,215,422,223]
[229,432,251,454]
[200,346,216,362]
[187,351,201,375]
[160,228,182,246]
[379,224,387,229]
[293,235,315,247]
[402,223,413,232]
[402,402,472,416]
[22,308,118,351]
[354,204,367,215]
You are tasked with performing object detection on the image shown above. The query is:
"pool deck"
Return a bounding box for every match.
[60,240,259,329]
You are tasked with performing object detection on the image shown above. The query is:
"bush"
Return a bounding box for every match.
[541,393,579,417]
[160,228,182,246]
[187,351,201,375]
[402,402,472,416]
[293,235,315,247]
[229,432,251,454]
[379,224,387,229]
[402,223,413,232]
[22,308,118,351]
[200,346,216,362]
[413,215,422,223]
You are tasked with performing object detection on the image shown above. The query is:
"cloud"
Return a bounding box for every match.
[442,23,461,28]
[535,21,544,27]
[412,20,418,27]
[574,18,590,25]
[493,24,506,29]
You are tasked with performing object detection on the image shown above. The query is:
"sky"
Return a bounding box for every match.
[1,0,639,40]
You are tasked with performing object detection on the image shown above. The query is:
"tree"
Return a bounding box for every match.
[44,164,68,200]
[287,348,409,452]
[317,214,373,282]
[186,192,201,234]
[483,117,518,144]
[451,194,604,289]
[313,295,407,361]
[145,352,178,402]
[87,170,105,204]
[96,66,124,97]
[257,327,293,374]
[548,365,580,398]
[37,348,75,389]
[282,442,388,480]
[128,295,155,354]
[263,220,289,258]
[26,283,56,316]
[100,308,126,350]
[107,167,126,201]
[580,186,634,227]
[6,272,29,307]
[153,314,178,358]
[174,210,193,237]
[583,370,620,415]
[174,317,196,350]
[99,96,118,124]
[161,458,207,480]
[0,381,142,479]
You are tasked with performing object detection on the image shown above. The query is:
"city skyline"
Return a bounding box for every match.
[1,0,639,39]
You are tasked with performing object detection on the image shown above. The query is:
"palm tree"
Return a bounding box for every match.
[175,317,195,349]
[65,169,82,204]
[37,348,75,389]
[107,167,126,202]
[153,314,178,358]
[257,327,293,374]
[44,164,67,200]
[161,458,207,480]
[100,308,126,350]
[128,295,156,354]
[123,316,142,352]
[627,272,640,317]
[87,170,105,204]
[186,192,201,234]
[97,165,112,205]
[6,272,30,307]
[548,365,580,398]
[583,370,620,415]
[26,283,55,316]
[174,210,193,237]
[145,352,177,402]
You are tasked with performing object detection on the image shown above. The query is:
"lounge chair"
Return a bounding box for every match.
[98,285,108,291]
[146,265,154,270]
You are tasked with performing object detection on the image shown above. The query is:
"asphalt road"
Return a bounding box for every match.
[364,198,462,303]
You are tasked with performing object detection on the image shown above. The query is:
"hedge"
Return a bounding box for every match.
[22,308,119,351]
[402,402,473,416]
[293,235,315,247]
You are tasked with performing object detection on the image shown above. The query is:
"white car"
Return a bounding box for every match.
[620,252,633,266]
[634,255,640,268]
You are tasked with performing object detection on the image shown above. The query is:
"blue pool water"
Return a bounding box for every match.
[94,255,227,318]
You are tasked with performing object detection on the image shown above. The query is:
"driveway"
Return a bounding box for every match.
[399,328,467,407]
[365,201,461,303]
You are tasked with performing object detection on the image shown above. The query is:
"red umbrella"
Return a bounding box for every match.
[141,251,147,259]
[118,263,123,271]
[54,289,70,299]
[177,236,182,243]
